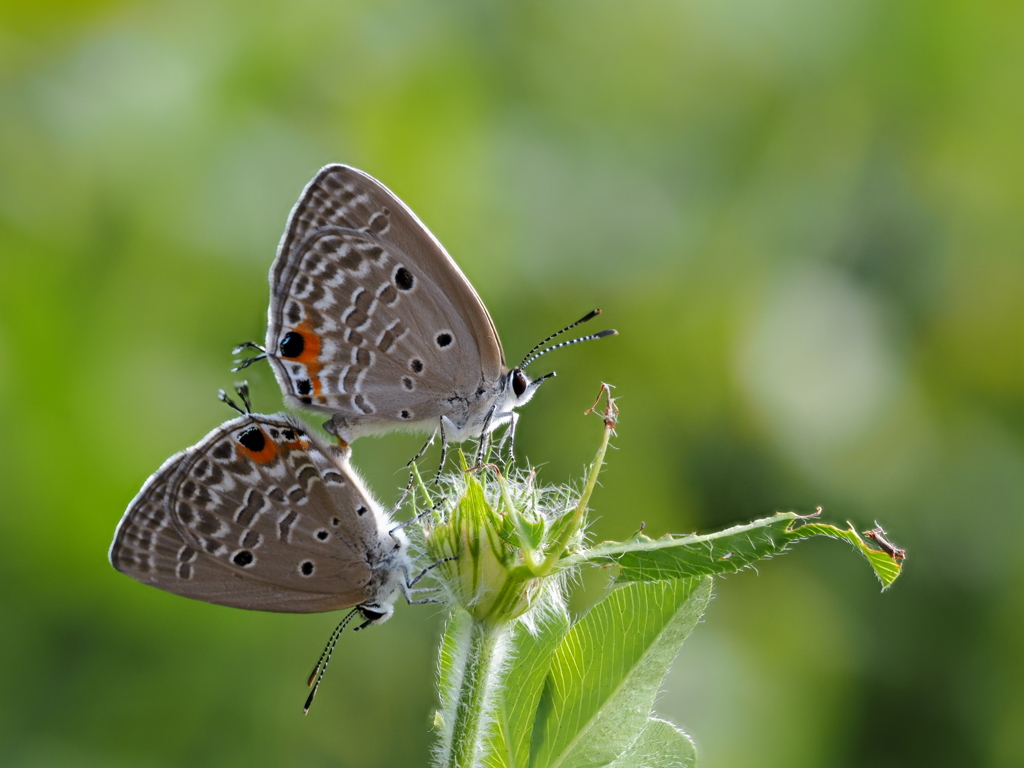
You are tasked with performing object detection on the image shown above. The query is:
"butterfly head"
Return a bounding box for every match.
[507,367,554,408]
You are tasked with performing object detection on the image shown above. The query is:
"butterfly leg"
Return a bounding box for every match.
[498,411,520,466]
[389,499,443,534]
[406,596,445,605]
[405,589,442,602]
[397,557,457,604]
[404,556,457,590]
[406,428,438,467]
[404,585,447,606]
[396,427,440,513]
[436,418,451,482]
[475,404,497,467]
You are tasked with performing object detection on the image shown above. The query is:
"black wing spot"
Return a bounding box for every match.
[237,426,265,452]
[296,379,312,395]
[357,506,368,516]
[280,331,305,358]
[315,530,329,541]
[400,410,411,420]
[282,429,295,441]
[232,550,254,567]
[395,267,415,291]
[402,376,415,391]
[410,358,424,373]
[212,442,232,460]
[331,517,340,526]
[300,397,312,406]
[300,561,315,576]
[436,332,453,349]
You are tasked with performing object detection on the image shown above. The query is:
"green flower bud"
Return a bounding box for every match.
[423,466,559,625]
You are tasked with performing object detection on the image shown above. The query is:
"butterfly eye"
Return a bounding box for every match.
[512,370,528,398]
[359,606,386,622]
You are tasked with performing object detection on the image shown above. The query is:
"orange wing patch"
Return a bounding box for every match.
[235,426,279,464]
[284,436,311,452]
[281,322,324,396]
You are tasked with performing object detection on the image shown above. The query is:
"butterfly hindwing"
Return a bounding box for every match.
[265,165,507,440]
[110,414,408,613]
[110,455,346,612]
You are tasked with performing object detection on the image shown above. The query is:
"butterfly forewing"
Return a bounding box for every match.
[111,414,404,613]
[265,165,506,440]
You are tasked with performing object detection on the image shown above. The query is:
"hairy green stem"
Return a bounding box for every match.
[448,618,507,768]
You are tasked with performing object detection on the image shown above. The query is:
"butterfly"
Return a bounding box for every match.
[234,164,616,451]
[109,386,432,710]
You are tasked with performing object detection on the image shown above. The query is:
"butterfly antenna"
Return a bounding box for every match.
[517,309,602,369]
[520,329,618,369]
[304,608,360,714]
[232,341,267,372]
[218,389,246,416]
[235,382,253,413]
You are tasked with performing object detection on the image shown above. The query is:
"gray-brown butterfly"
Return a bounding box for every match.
[109,387,430,711]
[234,164,616,450]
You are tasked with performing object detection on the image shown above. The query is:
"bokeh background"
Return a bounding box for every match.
[2,0,1023,765]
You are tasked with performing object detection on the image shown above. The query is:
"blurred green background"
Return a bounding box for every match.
[2,0,1023,765]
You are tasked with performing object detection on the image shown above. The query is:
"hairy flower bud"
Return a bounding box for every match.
[423,466,571,625]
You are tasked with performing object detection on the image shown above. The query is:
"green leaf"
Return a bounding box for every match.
[569,512,903,590]
[787,521,903,589]
[532,577,712,768]
[605,719,696,768]
[483,602,571,768]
